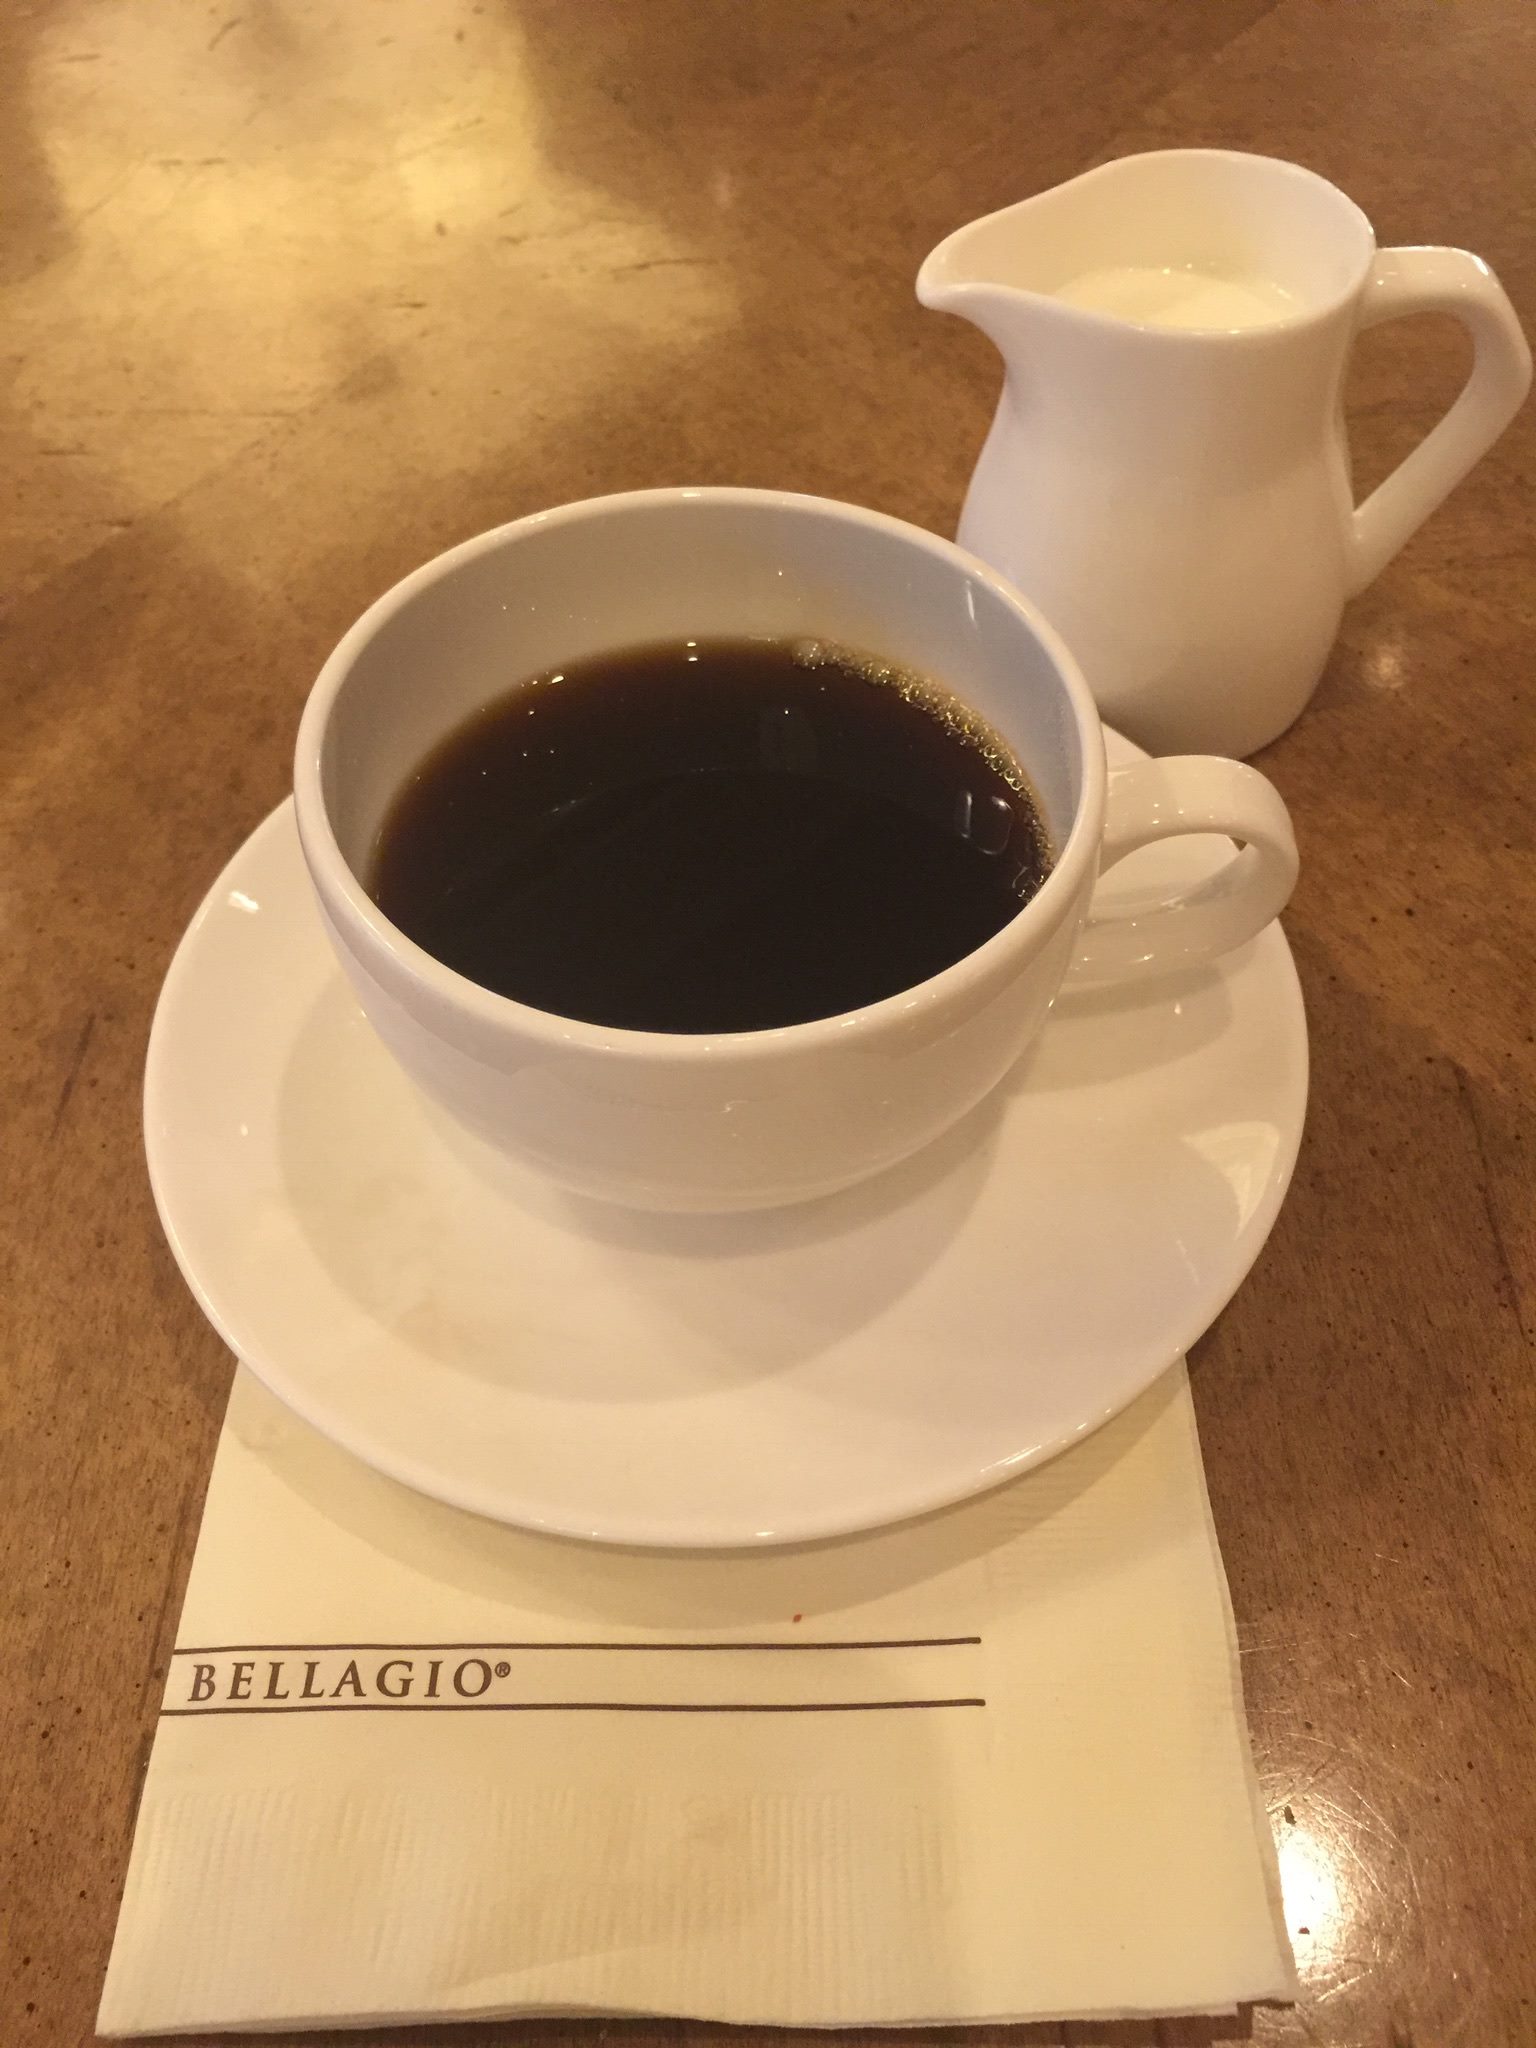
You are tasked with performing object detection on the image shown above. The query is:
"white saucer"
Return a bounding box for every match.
[146,730,1306,1549]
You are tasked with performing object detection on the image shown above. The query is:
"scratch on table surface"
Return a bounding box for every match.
[1351,1785,1407,1842]
[1309,1787,1394,1848]
[51,405,296,419]
[1313,1967,1368,2005]
[611,255,722,275]
[133,1475,204,1739]
[393,116,486,166]
[1333,1823,1391,1907]
[1450,1057,1533,1347]
[1268,1743,1346,1805]
[70,161,147,231]
[1350,1786,1425,1917]
[50,1011,96,1138]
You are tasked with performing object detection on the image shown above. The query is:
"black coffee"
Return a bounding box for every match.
[370,637,1052,1033]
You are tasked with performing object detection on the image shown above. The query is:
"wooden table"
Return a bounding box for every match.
[5,4,1532,2042]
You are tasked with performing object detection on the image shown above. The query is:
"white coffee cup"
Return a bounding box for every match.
[294,488,1297,1212]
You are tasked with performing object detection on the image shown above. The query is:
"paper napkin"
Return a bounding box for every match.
[100,1360,1295,2034]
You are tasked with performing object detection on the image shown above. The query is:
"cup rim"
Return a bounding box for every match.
[294,486,1107,1063]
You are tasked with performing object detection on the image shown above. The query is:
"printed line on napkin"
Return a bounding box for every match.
[163,1698,986,1717]
[162,1639,986,1717]
[171,1636,983,1653]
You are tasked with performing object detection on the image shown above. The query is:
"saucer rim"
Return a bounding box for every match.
[145,740,1307,1549]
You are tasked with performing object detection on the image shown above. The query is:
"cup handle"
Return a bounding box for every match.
[1067,757,1298,986]
[1347,246,1531,597]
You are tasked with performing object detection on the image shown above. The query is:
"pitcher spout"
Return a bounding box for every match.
[916,222,1053,355]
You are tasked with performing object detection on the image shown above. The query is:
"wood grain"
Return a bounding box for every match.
[2,2,1532,2043]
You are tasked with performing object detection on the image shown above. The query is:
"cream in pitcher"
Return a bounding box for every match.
[919,150,1530,758]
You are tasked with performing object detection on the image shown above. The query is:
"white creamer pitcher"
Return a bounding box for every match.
[918,150,1530,757]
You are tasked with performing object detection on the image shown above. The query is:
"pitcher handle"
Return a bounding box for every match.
[1067,758,1298,987]
[1347,246,1530,597]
